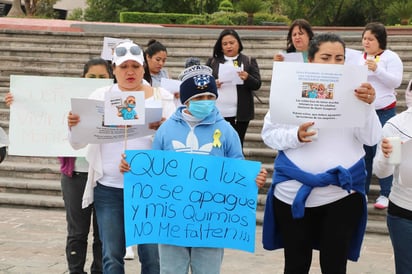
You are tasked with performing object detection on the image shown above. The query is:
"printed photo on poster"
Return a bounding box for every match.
[301,82,334,100]
[104,91,145,125]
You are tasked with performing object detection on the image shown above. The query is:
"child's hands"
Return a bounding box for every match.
[255,167,268,188]
[119,153,130,173]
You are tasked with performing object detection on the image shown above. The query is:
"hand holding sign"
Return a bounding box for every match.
[123,150,261,253]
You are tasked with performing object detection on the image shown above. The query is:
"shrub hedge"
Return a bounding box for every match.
[120,11,289,26]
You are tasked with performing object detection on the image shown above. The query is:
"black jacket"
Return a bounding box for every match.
[206,53,261,121]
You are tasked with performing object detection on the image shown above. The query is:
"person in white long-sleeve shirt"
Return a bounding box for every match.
[373,80,412,274]
[359,22,403,209]
[261,33,382,274]
[68,41,175,274]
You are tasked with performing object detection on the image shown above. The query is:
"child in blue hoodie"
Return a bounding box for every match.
[149,65,267,274]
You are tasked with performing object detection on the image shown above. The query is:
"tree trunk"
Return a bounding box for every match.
[24,0,36,16]
[7,0,25,17]
[400,18,409,25]
[247,13,253,25]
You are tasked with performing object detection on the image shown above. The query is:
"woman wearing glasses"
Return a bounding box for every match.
[68,41,175,274]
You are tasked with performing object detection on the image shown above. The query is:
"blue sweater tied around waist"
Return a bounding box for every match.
[262,150,367,261]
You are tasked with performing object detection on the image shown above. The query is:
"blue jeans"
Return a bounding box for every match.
[138,244,160,274]
[387,214,412,274]
[94,183,160,274]
[159,245,223,274]
[364,107,396,196]
[94,183,125,274]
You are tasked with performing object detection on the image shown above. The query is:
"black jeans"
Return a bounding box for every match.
[274,193,363,274]
[224,117,249,147]
[61,172,102,274]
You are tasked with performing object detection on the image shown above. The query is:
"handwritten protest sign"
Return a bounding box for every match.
[9,75,112,157]
[123,150,261,253]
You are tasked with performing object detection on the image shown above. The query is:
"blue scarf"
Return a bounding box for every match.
[273,150,366,218]
[262,151,367,261]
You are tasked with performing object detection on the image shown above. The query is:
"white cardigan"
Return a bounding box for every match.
[373,108,412,211]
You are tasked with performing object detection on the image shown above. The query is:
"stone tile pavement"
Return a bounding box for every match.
[0,206,395,274]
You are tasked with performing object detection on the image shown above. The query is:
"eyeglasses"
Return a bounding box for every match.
[115,45,142,57]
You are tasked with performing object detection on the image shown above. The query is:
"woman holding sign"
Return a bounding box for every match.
[373,80,412,274]
[68,41,175,274]
[273,19,314,63]
[206,29,262,147]
[358,22,403,210]
[262,33,381,273]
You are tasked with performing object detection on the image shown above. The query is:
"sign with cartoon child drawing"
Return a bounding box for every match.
[104,91,145,125]
[270,62,368,128]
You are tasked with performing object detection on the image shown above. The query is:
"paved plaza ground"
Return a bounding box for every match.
[0,206,395,274]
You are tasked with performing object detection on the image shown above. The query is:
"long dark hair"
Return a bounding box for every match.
[143,39,167,85]
[286,19,314,53]
[212,29,244,58]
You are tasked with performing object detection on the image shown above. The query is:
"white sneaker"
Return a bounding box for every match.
[124,246,135,260]
[374,195,389,209]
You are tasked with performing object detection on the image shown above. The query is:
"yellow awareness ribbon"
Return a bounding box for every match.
[213,129,222,148]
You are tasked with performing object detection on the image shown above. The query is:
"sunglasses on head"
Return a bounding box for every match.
[115,45,142,57]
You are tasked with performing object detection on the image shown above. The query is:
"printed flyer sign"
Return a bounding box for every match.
[270,62,368,128]
[123,150,261,253]
[70,98,162,144]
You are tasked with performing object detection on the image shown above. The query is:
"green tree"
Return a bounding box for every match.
[83,0,202,22]
[84,0,130,22]
[281,0,392,26]
[238,0,264,25]
[219,0,234,12]
[203,0,220,14]
[35,0,59,18]
[68,7,84,21]
[8,0,58,18]
[386,0,412,25]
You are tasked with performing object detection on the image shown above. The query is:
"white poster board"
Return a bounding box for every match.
[269,62,368,128]
[9,75,112,157]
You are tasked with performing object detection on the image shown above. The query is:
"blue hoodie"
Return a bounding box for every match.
[152,106,243,160]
